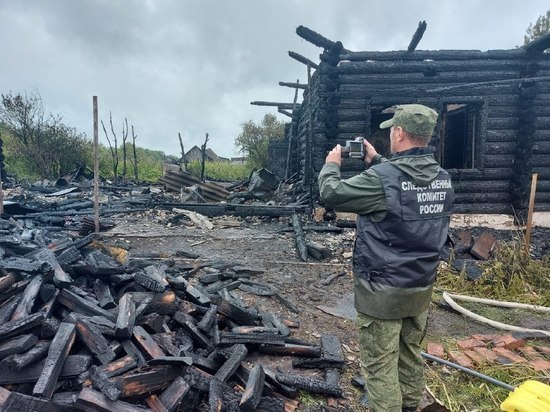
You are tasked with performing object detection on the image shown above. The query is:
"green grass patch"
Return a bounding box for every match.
[186,160,251,182]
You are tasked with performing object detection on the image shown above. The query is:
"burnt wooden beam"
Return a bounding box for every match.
[292,214,308,261]
[0,333,38,359]
[178,318,213,351]
[10,275,43,322]
[288,51,319,69]
[30,249,72,287]
[0,272,16,293]
[0,312,45,342]
[240,364,265,411]
[259,343,321,357]
[93,279,116,309]
[407,20,427,52]
[197,304,218,333]
[275,373,344,397]
[293,334,345,369]
[77,387,150,412]
[278,108,294,118]
[0,295,20,323]
[218,331,285,346]
[121,339,147,367]
[33,322,76,398]
[279,81,307,90]
[73,317,117,364]
[216,298,259,325]
[208,378,224,412]
[115,293,136,339]
[260,311,290,337]
[152,332,183,357]
[135,266,168,292]
[158,376,190,412]
[89,365,122,401]
[1,391,62,412]
[145,394,169,412]
[139,312,164,334]
[0,354,90,385]
[250,101,301,111]
[58,288,117,322]
[169,277,211,306]
[214,344,248,383]
[148,356,193,367]
[2,340,50,370]
[132,325,165,359]
[296,25,340,50]
[114,366,181,397]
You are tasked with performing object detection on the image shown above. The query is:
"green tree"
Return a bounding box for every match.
[234,113,285,170]
[0,90,91,179]
[524,9,550,45]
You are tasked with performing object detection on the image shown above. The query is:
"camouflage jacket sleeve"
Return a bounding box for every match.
[318,159,388,218]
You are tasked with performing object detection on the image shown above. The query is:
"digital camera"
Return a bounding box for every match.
[341,138,365,159]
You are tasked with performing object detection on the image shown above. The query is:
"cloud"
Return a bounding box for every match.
[0,0,547,158]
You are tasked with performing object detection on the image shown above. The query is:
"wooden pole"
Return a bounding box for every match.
[93,96,100,234]
[524,173,538,253]
[285,79,300,180]
[200,133,209,181]
[307,64,314,215]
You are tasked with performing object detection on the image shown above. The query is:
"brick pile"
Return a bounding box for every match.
[426,334,550,372]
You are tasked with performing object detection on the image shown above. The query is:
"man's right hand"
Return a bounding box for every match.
[363,140,378,164]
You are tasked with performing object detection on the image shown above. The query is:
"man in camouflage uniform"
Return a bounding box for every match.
[318,104,454,412]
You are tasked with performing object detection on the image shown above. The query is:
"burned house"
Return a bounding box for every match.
[261,24,550,215]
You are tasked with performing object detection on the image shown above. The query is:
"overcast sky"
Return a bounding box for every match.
[0,1,546,159]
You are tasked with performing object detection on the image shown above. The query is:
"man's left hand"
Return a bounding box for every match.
[325,145,342,166]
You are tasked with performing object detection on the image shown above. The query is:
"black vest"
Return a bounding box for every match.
[354,162,454,290]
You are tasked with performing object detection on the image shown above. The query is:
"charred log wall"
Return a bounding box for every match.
[285,41,550,213]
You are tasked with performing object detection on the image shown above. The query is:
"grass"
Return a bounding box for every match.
[428,237,550,411]
[186,160,251,182]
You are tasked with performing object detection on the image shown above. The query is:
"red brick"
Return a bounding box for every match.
[528,359,550,372]
[448,351,473,368]
[534,346,550,357]
[470,232,497,260]
[492,335,525,350]
[463,350,486,365]
[470,334,499,342]
[517,346,543,360]
[472,347,501,363]
[426,342,446,359]
[457,338,486,350]
[492,347,528,364]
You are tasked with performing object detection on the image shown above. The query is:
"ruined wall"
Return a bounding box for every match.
[284,44,550,214]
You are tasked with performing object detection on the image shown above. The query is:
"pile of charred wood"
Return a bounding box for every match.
[0,218,345,411]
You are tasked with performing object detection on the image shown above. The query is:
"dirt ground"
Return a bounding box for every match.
[103,210,550,411]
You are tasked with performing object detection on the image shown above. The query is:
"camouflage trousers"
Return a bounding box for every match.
[356,310,428,412]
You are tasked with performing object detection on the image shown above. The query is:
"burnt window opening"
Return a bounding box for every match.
[438,103,480,169]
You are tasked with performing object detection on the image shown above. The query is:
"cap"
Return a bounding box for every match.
[379,104,438,136]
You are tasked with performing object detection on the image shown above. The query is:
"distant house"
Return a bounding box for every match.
[184,146,229,163]
[230,156,246,165]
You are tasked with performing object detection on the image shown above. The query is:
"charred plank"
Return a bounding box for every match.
[2,340,50,370]
[0,333,38,360]
[93,278,116,309]
[132,325,165,359]
[10,275,43,322]
[259,343,321,357]
[58,288,117,322]
[240,364,265,411]
[0,354,91,384]
[158,376,190,412]
[275,373,343,397]
[114,366,181,397]
[77,387,149,412]
[0,312,45,342]
[214,344,248,383]
[74,317,116,364]
[33,322,76,398]
[89,365,121,401]
[115,293,136,339]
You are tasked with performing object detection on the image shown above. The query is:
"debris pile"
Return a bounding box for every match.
[0,211,347,411]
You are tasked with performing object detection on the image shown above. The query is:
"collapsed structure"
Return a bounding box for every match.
[259,24,550,215]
